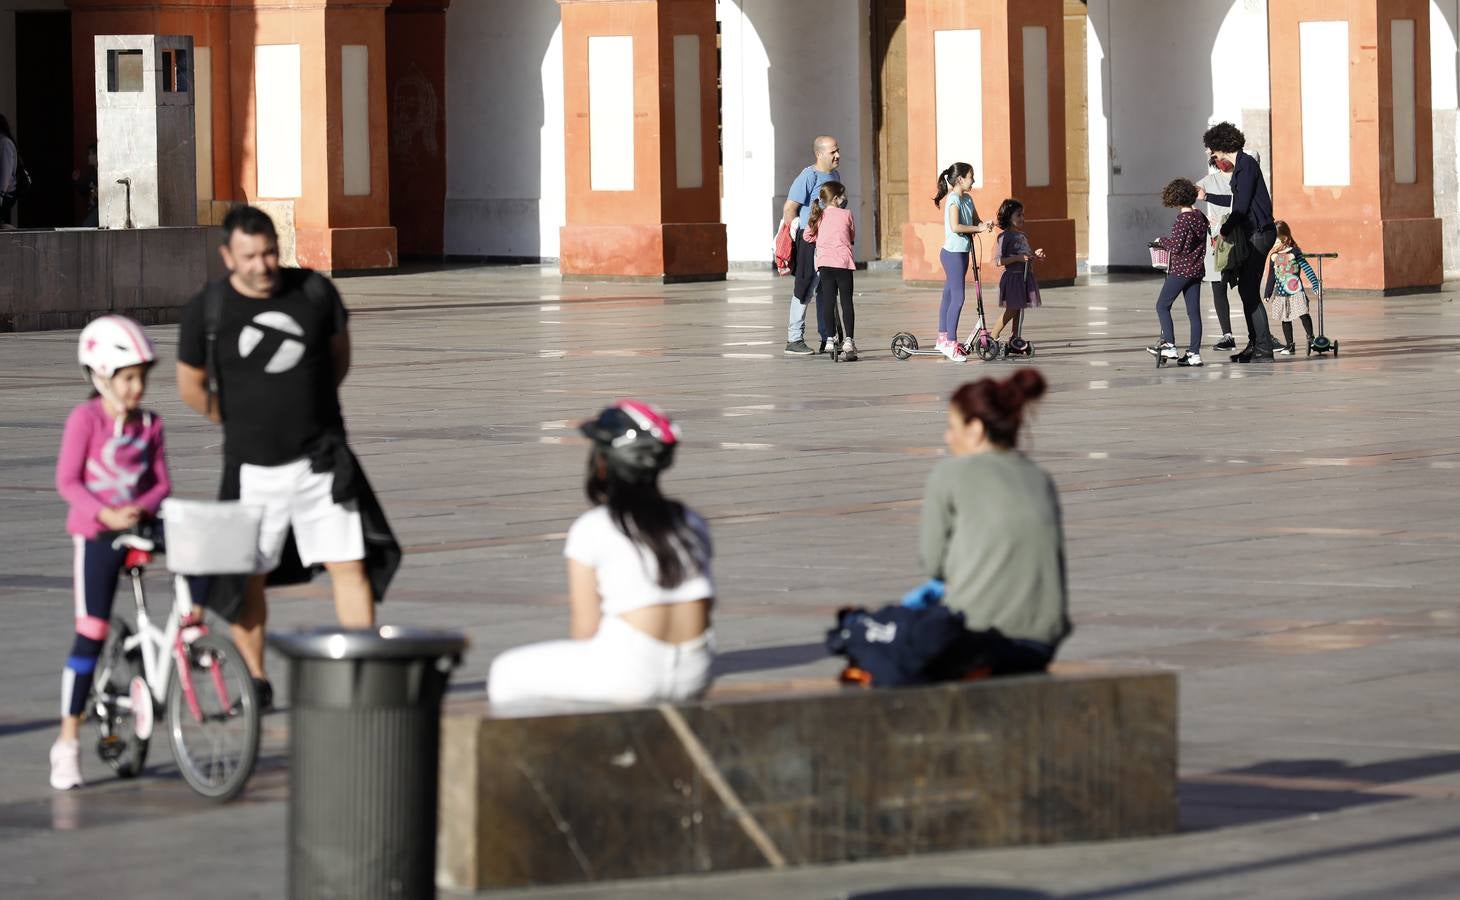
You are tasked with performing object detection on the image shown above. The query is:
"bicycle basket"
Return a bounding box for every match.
[159,499,263,575]
[1148,243,1170,271]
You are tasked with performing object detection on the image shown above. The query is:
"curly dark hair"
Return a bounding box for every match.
[996,198,1024,230]
[1161,178,1198,208]
[1202,121,1245,154]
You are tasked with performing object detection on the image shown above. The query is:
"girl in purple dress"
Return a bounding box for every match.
[989,199,1045,351]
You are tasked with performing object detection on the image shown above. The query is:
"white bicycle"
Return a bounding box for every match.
[91,530,262,802]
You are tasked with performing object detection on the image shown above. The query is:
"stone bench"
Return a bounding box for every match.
[436,670,1177,891]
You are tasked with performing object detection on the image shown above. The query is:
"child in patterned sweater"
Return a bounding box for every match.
[1148,178,1211,367]
[1263,221,1321,355]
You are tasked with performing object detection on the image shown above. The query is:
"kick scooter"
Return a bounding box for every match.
[1306,251,1339,357]
[891,236,998,361]
[1000,259,1037,358]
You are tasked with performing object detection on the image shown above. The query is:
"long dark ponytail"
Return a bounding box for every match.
[933,162,974,208]
[806,180,846,237]
[586,450,709,588]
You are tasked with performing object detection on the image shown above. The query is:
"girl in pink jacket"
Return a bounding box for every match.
[50,315,170,791]
[808,181,858,361]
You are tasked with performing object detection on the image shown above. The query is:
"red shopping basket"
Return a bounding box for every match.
[1148,243,1169,271]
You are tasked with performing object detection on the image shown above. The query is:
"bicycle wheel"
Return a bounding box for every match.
[166,633,260,802]
[92,618,149,777]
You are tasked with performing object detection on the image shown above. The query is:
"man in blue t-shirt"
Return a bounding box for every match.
[781,135,841,355]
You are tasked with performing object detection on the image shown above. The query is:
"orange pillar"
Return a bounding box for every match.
[233,0,396,272]
[385,0,449,258]
[903,0,1075,286]
[558,0,726,281]
[1269,1,1442,291]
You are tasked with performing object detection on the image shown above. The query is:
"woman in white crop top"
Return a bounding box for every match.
[488,400,715,706]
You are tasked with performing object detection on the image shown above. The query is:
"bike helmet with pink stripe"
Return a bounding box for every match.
[78,314,156,379]
[579,399,681,481]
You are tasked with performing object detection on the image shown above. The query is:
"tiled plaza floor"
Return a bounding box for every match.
[1,266,1458,898]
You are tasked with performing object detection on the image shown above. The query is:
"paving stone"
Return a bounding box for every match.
[0,267,1458,898]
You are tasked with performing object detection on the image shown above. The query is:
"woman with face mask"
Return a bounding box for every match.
[1198,153,1237,351]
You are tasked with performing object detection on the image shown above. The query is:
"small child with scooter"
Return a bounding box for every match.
[1263,221,1321,355]
[807,181,858,361]
[1147,177,1211,367]
[990,199,1043,357]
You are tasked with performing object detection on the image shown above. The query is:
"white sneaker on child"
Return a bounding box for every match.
[940,341,968,363]
[50,739,83,790]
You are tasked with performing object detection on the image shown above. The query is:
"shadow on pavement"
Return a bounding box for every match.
[1064,824,1460,900]
[0,718,56,738]
[1181,752,1460,830]
[712,642,829,676]
[853,890,1053,900]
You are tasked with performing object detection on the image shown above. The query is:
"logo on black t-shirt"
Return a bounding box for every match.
[238,311,306,374]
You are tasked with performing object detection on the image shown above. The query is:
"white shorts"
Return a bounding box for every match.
[487,616,714,707]
[239,457,365,572]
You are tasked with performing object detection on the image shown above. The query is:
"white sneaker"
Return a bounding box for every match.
[1146,341,1179,359]
[50,739,83,791]
[1178,351,1204,367]
[940,341,968,362]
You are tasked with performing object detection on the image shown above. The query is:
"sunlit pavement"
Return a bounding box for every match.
[2,266,1458,898]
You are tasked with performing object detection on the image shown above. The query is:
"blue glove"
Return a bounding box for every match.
[900,578,946,609]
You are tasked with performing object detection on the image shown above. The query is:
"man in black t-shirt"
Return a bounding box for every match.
[177,206,373,698]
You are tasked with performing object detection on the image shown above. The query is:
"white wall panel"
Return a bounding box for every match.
[194,46,212,203]
[588,35,634,192]
[1299,20,1351,186]
[1392,19,1417,184]
[673,34,703,189]
[341,44,371,196]
[1022,25,1050,188]
[934,29,983,186]
[254,44,302,198]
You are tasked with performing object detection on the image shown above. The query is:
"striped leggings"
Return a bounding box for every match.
[62,536,130,717]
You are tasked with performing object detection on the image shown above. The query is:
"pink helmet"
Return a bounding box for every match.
[579,399,681,481]
[78,315,156,379]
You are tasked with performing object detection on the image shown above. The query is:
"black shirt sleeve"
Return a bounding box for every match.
[176,291,209,368]
[323,276,348,333]
[1230,155,1254,218]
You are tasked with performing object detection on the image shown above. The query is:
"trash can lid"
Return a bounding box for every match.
[269,626,468,661]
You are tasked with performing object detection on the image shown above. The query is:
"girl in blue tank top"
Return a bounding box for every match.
[933,163,993,362]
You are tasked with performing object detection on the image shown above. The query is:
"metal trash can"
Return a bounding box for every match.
[271,627,467,900]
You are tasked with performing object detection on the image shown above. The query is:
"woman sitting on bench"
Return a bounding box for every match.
[488,401,715,706]
[917,370,1070,675]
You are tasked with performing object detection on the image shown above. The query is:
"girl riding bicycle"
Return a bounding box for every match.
[51,315,173,790]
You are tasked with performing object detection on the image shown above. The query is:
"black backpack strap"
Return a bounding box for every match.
[203,279,227,419]
[300,268,329,307]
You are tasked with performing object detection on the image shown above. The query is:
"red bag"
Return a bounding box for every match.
[773,220,794,275]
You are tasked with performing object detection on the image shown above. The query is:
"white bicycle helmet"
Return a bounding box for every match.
[78,315,156,378]
[78,315,156,435]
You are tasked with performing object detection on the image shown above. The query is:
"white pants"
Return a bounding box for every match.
[487,616,714,706]
[239,457,365,571]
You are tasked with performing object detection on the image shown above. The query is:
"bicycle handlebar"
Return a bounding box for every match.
[112,533,156,552]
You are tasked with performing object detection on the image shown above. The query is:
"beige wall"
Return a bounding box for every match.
[1064,0,1088,262]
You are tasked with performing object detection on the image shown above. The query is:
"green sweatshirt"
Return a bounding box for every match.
[919,450,1071,648]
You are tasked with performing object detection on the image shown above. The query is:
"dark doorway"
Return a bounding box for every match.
[15,11,75,228]
[871,0,908,260]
